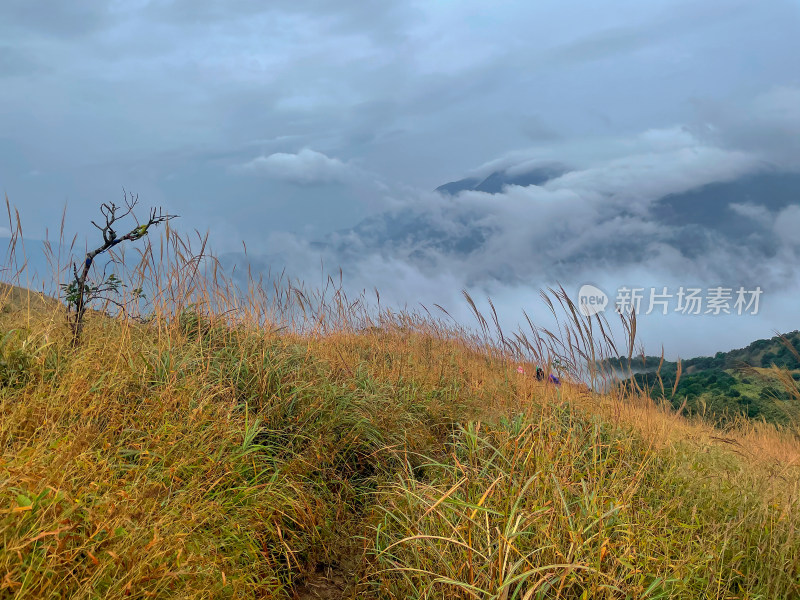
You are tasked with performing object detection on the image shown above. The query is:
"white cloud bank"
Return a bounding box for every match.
[235,149,355,185]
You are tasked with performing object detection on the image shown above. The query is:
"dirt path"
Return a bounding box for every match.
[292,560,358,599]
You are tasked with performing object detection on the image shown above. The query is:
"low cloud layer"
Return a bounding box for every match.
[309,129,785,287]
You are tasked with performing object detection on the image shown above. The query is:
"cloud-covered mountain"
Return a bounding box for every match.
[306,141,795,291]
[429,164,800,268]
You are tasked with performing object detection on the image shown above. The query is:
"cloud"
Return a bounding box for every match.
[728,203,772,226]
[774,205,800,248]
[350,128,765,288]
[234,149,356,185]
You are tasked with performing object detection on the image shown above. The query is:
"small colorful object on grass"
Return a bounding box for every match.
[517,366,525,374]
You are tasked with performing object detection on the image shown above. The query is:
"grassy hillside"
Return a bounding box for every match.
[0,282,60,313]
[0,258,799,599]
[607,332,800,425]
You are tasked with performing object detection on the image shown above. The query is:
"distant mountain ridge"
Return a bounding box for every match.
[434,163,568,195]
[605,330,800,374]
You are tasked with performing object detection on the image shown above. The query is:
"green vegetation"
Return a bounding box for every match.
[607,332,800,425]
[0,237,798,598]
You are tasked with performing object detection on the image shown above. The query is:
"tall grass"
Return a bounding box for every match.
[0,205,798,599]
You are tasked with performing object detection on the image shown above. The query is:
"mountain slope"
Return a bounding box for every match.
[608,331,800,423]
[0,282,799,598]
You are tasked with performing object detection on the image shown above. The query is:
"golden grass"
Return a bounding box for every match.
[0,225,797,599]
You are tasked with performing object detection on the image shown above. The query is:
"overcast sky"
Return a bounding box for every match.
[2,0,799,359]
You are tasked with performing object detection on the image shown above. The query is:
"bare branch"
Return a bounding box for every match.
[63,192,179,344]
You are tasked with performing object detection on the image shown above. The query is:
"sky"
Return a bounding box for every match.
[1,0,799,359]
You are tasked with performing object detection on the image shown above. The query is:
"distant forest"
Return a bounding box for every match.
[605,331,800,425]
